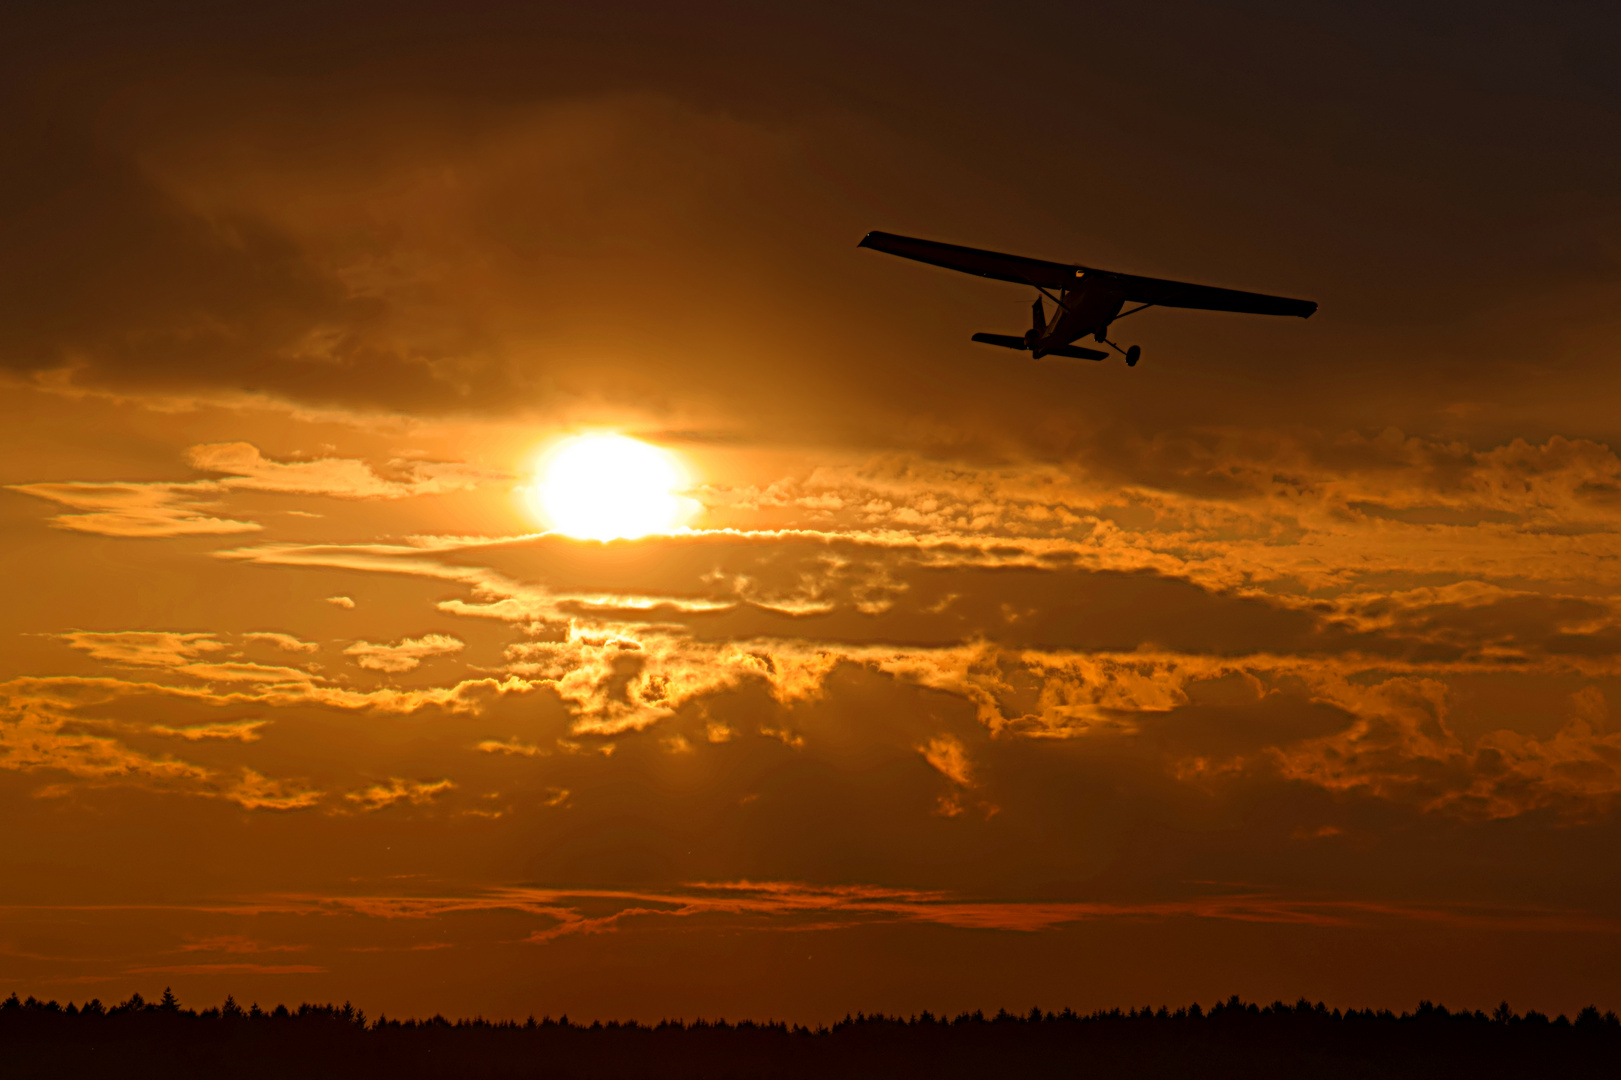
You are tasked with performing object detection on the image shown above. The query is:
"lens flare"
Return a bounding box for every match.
[533,434,688,540]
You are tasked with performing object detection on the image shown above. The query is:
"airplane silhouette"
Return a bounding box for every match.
[859,231,1316,366]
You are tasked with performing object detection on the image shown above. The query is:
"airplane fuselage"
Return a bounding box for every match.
[1029,275,1126,358]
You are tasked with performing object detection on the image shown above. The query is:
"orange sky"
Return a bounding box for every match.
[5,0,1621,1022]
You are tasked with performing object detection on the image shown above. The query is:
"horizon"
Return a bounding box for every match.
[6,988,1615,1028]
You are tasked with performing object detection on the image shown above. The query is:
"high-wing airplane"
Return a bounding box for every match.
[858,231,1316,366]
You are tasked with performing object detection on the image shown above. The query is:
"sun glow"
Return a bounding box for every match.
[533,434,690,540]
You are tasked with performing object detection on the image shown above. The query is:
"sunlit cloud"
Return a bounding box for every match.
[919,734,973,787]
[8,481,260,537]
[345,778,457,812]
[150,719,269,742]
[144,881,1621,939]
[186,442,496,499]
[180,935,309,954]
[476,738,548,757]
[343,634,466,673]
[243,632,320,654]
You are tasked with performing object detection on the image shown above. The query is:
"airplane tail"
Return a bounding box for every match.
[971,333,1028,351]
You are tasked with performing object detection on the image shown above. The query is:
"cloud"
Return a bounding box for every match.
[1261,680,1621,821]
[345,778,457,812]
[27,430,1621,828]
[0,664,563,809]
[7,441,493,542]
[243,632,319,653]
[125,963,326,975]
[6,481,260,537]
[687,436,1621,600]
[212,532,1292,734]
[343,633,465,673]
[212,520,1621,782]
[919,735,973,787]
[0,55,1586,477]
[224,881,1621,939]
[150,719,269,742]
[63,631,226,668]
[185,442,494,499]
[917,733,998,819]
[180,935,308,954]
[0,709,213,789]
[9,667,543,722]
[61,631,321,687]
[0,681,315,810]
[224,769,322,811]
[326,596,356,609]
[2,88,918,437]
[476,738,547,757]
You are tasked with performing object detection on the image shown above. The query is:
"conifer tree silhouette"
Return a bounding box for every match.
[3,990,1621,1078]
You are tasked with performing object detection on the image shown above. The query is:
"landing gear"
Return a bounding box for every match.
[1101,336,1142,367]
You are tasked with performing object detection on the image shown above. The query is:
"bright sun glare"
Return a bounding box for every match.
[534,434,689,541]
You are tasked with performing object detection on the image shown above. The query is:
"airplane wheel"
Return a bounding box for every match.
[1125,345,1140,366]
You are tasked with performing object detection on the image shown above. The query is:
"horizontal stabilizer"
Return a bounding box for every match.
[1044,343,1108,361]
[970,332,1028,351]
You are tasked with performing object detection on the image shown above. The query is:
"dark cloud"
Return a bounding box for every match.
[670,564,1328,655]
[4,1,1621,458]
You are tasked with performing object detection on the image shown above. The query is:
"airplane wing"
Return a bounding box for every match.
[859,231,1316,318]
[858,231,1077,289]
[1096,269,1317,318]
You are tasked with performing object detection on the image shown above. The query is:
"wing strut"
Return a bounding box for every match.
[1029,283,1070,313]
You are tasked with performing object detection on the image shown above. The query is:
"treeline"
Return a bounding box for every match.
[3,990,1619,1078]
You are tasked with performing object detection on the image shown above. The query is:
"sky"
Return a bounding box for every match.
[4,0,1621,1022]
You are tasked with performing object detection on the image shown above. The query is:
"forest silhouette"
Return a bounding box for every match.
[3,989,1618,1078]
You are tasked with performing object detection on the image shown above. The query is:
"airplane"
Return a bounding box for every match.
[858,231,1316,366]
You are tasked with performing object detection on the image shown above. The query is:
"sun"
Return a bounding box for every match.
[532,434,691,540]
